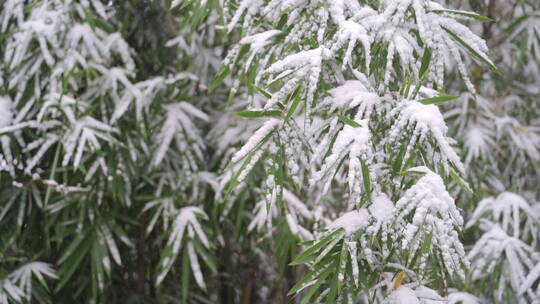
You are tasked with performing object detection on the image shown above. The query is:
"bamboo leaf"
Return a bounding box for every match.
[300,266,334,304]
[182,248,190,302]
[442,26,500,74]
[419,95,459,105]
[209,65,230,90]
[253,85,272,98]
[337,114,362,127]
[291,229,344,265]
[393,270,406,289]
[432,9,493,22]
[450,170,473,194]
[421,233,433,254]
[234,110,281,118]
[284,85,303,121]
[360,159,371,201]
[419,48,432,79]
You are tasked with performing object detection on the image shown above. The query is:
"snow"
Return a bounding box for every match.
[283,189,313,220]
[240,30,281,52]
[0,96,13,128]
[265,47,330,74]
[448,291,481,304]
[370,193,394,222]
[328,208,369,235]
[414,286,444,303]
[327,80,380,119]
[385,286,420,304]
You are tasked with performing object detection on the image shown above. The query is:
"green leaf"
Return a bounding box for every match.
[503,15,529,33]
[312,234,343,266]
[267,69,296,88]
[360,159,371,201]
[284,85,303,121]
[182,248,190,302]
[55,233,92,292]
[336,242,349,294]
[392,143,407,173]
[450,170,473,194]
[290,229,344,265]
[288,262,330,296]
[432,9,493,22]
[58,233,87,264]
[397,170,427,176]
[421,233,433,254]
[234,110,281,118]
[419,48,432,79]
[410,48,432,99]
[209,65,230,90]
[225,126,277,195]
[337,114,362,127]
[193,240,217,273]
[300,266,334,304]
[253,85,272,98]
[419,95,459,105]
[442,26,500,74]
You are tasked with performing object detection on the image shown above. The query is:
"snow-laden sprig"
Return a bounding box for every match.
[107,75,168,123]
[9,262,57,300]
[467,192,540,243]
[506,11,540,60]
[227,0,263,32]
[207,99,265,170]
[520,262,540,302]
[327,2,379,71]
[0,277,24,304]
[426,3,497,92]
[462,122,496,167]
[4,0,135,98]
[152,102,208,167]
[323,79,382,119]
[287,194,395,302]
[287,213,367,302]
[494,116,540,161]
[3,1,67,69]
[248,188,314,240]
[237,30,282,71]
[0,96,15,174]
[393,166,467,278]
[388,99,465,174]
[311,120,372,200]
[468,225,540,302]
[0,0,24,32]
[264,47,330,113]
[35,94,117,170]
[231,118,281,164]
[377,25,421,87]
[380,0,497,92]
[225,118,281,188]
[156,206,211,288]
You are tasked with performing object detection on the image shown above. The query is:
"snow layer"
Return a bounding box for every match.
[328,208,369,235]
